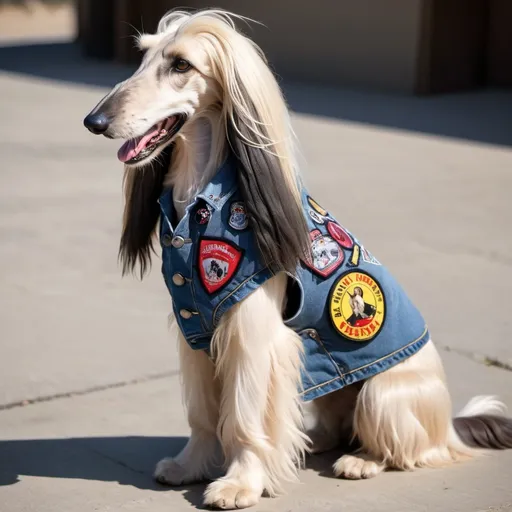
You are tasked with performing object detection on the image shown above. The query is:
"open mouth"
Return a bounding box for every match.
[117,114,186,164]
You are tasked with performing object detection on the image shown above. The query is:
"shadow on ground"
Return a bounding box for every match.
[0,435,348,507]
[0,436,187,489]
[1,40,511,147]
[0,436,207,507]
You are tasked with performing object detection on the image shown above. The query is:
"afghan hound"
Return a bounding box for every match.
[83,9,512,509]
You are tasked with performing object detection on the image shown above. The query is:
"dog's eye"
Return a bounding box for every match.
[173,58,192,73]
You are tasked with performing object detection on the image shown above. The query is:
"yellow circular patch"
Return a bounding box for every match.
[329,271,385,342]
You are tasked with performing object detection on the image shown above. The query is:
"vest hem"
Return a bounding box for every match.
[300,327,430,402]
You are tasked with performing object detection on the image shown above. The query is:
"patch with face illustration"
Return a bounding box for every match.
[329,270,385,342]
[228,201,249,230]
[198,238,243,294]
[303,229,344,278]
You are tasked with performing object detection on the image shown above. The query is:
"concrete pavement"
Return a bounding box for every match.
[1,44,512,510]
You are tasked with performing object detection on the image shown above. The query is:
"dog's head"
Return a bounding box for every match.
[84,9,310,277]
[83,11,227,167]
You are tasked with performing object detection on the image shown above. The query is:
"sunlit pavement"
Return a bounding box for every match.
[1,42,512,511]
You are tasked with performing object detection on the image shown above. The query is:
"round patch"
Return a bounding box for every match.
[195,205,212,225]
[307,196,328,216]
[308,209,325,225]
[329,271,385,342]
[229,201,249,230]
[327,222,354,249]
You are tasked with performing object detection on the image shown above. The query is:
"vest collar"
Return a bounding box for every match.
[159,153,238,218]
[195,154,238,210]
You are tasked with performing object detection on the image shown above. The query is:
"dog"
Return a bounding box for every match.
[84,9,512,509]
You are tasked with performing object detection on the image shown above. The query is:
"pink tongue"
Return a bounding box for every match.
[117,123,163,163]
[117,138,140,163]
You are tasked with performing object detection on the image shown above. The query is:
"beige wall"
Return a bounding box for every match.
[162,0,424,93]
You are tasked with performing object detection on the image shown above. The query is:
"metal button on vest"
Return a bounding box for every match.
[171,236,185,248]
[172,273,186,286]
[161,234,173,247]
[180,309,194,319]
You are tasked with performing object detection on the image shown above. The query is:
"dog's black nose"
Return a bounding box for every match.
[83,112,110,135]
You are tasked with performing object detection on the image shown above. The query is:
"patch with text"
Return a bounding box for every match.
[329,270,385,342]
[198,238,243,294]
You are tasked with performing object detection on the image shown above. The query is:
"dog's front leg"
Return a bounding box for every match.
[155,331,221,485]
[203,276,307,509]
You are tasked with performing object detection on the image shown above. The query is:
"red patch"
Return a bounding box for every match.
[327,222,354,249]
[303,229,344,278]
[198,238,243,294]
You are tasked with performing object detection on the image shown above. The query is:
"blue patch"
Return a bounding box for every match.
[229,201,249,230]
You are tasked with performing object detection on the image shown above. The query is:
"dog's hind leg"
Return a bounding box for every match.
[334,340,473,479]
[304,384,360,455]
[155,330,221,486]
[203,274,308,509]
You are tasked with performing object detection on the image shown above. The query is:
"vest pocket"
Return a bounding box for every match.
[298,328,344,396]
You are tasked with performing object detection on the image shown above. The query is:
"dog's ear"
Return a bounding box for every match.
[227,111,310,273]
[119,148,171,278]
[219,34,310,273]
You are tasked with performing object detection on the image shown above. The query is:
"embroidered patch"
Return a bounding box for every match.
[327,222,354,249]
[198,238,243,294]
[348,245,361,267]
[195,205,212,225]
[329,270,385,342]
[307,196,328,217]
[228,201,249,230]
[308,209,325,225]
[304,229,344,278]
[361,246,381,265]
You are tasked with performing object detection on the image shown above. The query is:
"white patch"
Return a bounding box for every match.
[308,209,325,225]
[229,201,249,230]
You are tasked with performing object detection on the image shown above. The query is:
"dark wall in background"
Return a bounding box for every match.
[487,0,512,87]
[416,0,488,94]
[111,0,423,93]
[78,0,512,95]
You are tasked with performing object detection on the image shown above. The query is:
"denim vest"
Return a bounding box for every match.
[159,157,429,402]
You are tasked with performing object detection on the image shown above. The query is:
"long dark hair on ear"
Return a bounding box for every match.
[228,111,310,274]
[218,35,310,273]
[118,148,171,278]
[189,11,311,272]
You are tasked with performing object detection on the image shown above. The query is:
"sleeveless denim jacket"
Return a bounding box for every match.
[158,156,429,402]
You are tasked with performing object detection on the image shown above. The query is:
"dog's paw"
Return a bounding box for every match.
[333,454,384,480]
[203,480,261,509]
[154,457,205,486]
